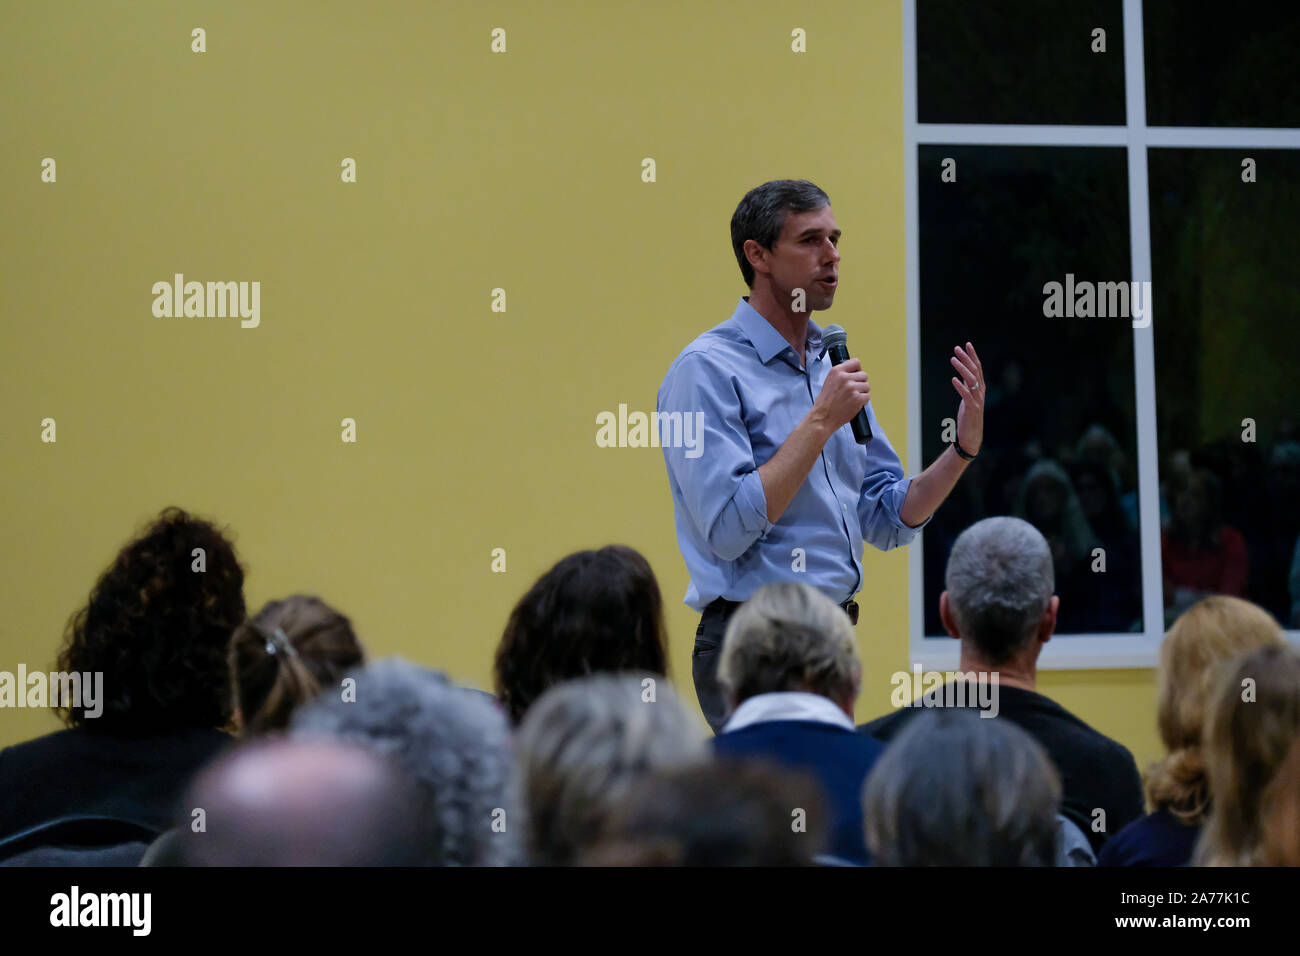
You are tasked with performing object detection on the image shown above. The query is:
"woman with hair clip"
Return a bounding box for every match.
[228,595,367,735]
[139,595,369,864]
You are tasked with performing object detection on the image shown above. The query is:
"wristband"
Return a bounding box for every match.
[952,441,977,462]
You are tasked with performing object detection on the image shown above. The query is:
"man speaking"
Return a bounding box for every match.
[657,180,986,732]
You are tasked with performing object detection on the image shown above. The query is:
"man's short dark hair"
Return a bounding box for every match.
[730,180,831,288]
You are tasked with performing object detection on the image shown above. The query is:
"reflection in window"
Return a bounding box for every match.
[918,145,1143,636]
[1150,148,1300,627]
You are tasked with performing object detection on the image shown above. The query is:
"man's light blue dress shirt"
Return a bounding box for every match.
[657,296,929,613]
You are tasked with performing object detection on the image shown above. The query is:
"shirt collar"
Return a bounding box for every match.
[734,297,826,366]
[721,691,855,734]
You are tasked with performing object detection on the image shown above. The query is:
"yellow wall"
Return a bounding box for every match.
[0,1,1161,782]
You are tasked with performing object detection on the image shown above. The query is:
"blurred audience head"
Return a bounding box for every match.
[1258,737,1300,867]
[941,515,1057,666]
[1166,466,1225,541]
[1196,644,1300,866]
[513,673,705,865]
[717,580,859,715]
[1076,422,1126,477]
[1149,596,1285,824]
[1014,460,1094,563]
[228,595,366,735]
[172,737,429,865]
[863,708,1062,866]
[494,545,669,725]
[581,759,827,866]
[1068,459,1123,528]
[291,657,516,866]
[55,506,245,733]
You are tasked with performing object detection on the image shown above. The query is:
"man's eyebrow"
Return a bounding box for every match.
[795,227,842,239]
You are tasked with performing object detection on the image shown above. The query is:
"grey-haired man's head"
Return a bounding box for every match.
[941,516,1059,667]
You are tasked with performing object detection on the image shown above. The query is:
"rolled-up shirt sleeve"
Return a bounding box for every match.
[857,403,931,551]
[658,352,774,562]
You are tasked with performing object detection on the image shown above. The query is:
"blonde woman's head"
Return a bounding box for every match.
[1195,644,1300,866]
[1147,596,1285,823]
[717,581,860,714]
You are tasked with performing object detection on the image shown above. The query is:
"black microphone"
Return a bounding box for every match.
[820,324,872,444]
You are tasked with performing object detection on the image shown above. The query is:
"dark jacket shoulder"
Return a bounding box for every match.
[0,726,233,839]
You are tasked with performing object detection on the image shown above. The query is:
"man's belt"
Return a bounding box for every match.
[707,595,859,626]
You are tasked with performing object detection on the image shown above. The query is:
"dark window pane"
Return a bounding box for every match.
[1144,0,1300,128]
[919,145,1144,637]
[1150,148,1300,628]
[918,0,1126,125]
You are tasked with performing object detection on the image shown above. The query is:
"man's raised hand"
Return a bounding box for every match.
[951,342,985,456]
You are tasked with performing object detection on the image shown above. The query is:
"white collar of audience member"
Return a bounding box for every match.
[722,691,855,734]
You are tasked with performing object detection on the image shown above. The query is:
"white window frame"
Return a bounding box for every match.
[903,0,1300,669]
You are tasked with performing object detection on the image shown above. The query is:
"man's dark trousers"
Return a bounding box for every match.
[692,596,860,734]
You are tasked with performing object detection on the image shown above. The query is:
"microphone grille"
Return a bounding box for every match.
[822,324,847,347]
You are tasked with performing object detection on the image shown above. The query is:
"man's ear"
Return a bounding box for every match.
[1038,595,1059,645]
[939,591,960,640]
[744,238,771,280]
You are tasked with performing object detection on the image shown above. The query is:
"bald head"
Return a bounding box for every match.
[176,738,428,865]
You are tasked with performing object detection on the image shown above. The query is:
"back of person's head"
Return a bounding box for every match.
[1258,737,1300,867]
[1149,596,1285,824]
[228,595,366,735]
[172,737,429,865]
[291,657,516,866]
[717,581,859,711]
[581,759,828,866]
[863,708,1062,866]
[513,673,706,866]
[944,515,1054,664]
[494,545,668,725]
[55,506,246,733]
[1196,644,1300,866]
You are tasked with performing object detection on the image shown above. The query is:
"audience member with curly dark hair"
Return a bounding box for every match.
[0,507,246,841]
[493,545,669,725]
